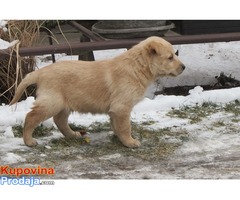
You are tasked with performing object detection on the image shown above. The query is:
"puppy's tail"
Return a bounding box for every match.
[9,71,38,105]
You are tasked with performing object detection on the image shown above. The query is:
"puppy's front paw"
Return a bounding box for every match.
[75,131,87,138]
[123,138,141,148]
[24,138,38,147]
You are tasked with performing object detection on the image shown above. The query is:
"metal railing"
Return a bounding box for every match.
[0,21,240,59]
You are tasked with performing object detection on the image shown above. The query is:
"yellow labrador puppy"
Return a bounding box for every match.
[10,36,185,148]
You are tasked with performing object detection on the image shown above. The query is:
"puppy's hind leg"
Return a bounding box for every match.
[53,109,81,138]
[24,106,58,146]
[24,109,42,147]
[24,96,64,147]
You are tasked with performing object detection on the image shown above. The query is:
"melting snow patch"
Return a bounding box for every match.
[2,152,26,164]
[3,126,14,138]
[99,153,122,160]
[0,39,19,50]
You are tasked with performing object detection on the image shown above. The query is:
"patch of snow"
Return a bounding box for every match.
[0,39,19,50]
[0,20,8,32]
[99,153,122,160]
[1,152,26,164]
[3,126,14,138]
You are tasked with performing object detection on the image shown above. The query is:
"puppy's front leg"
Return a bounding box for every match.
[109,111,140,148]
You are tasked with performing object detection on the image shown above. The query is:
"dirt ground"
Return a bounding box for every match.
[8,108,240,179]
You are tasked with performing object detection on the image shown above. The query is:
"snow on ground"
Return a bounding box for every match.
[1,37,240,179]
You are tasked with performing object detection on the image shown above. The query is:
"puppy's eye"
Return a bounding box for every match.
[168,55,174,60]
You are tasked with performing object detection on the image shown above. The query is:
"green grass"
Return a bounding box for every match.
[12,124,56,138]
[223,100,240,116]
[140,120,156,126]
[12,120,190,162]
[212,120,226,127]
[167,100,240,126]
[167,102,221,124]
[50,137,90,147]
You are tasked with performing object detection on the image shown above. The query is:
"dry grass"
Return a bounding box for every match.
[0,20,44,104]
[0,20,72,104]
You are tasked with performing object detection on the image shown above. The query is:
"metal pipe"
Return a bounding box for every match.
[167,32,240,44]
[0,32,240,58]
[0,39,141,57]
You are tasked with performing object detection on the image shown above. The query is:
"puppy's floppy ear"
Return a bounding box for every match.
[147,41,163,55]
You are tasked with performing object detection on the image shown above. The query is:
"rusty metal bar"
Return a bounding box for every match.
[0,32,240,58]
[166,32,240,44]
[0,39,141,57]
[69,21,104,41]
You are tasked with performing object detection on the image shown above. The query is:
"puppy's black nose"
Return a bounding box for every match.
[182,64,186,70]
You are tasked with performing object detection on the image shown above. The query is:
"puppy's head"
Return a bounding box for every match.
[144,36,185,77]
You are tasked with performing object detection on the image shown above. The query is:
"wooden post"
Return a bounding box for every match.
[78,35,95,61]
